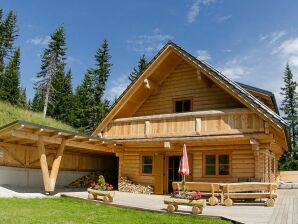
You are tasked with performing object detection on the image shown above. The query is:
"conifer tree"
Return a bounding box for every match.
[73,70,95,133]
[34,26,66,118]
[128,54,147,82]
[0,48,23,105]
[50,69,74,124]
[31,92,43,112]
[280,64,298,151]
[0,9,18,73]
[92,39,112,125]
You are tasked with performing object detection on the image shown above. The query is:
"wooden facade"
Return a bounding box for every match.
[93,42,289,194]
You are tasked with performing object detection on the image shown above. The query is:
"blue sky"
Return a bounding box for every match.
[2,0,298,106]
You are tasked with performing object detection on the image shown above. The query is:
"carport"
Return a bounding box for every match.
[0,120,116,193]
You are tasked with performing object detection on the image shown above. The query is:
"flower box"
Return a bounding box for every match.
[164,198,206,214]
[87,188,114,202]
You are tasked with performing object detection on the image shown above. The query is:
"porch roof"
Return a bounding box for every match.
[0,120,114,154]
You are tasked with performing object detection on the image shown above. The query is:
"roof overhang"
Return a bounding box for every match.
[92,41,290,151]
[0,120,115,155]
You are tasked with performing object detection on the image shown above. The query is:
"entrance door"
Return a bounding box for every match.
[168,156,181,193]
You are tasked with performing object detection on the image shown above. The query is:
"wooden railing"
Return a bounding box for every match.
[102,108,265,139]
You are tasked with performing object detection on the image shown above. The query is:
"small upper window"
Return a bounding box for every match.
[142,156,153,174]
[175,99,191,113]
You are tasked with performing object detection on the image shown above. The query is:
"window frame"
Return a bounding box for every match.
[203,152,231,177]
[173,97,193,113]
[140,154,154,176]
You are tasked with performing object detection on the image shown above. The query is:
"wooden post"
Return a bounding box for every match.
[49,139,66,192]
[37,136,51,193]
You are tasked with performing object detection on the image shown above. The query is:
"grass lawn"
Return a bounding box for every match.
[0,101,76,131]
[0,197,231,224]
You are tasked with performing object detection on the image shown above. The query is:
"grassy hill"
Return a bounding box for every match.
[0,101,76,132]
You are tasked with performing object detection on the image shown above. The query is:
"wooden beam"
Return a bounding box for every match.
[164,142,171,149]
[49,139,66,192]
[143,78,159,95]
[37,136,51,193]
[10,130,112,153]
[0,146,26,166]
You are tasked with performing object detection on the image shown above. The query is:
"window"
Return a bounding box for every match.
[142,156,153,174]
[175,99,191,113]
[204,153,230,176]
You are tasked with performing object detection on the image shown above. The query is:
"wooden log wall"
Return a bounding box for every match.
[119,152,155,186]
[133,60,244,117]
[0,146,115,171]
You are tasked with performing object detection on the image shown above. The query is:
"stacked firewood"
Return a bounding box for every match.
[118,177,154,194]
[66,170,118,188]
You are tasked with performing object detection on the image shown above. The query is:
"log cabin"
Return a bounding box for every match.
[92,41,289,194]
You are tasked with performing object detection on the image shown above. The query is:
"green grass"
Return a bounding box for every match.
[0,198,231,224]
[0,101,76,132]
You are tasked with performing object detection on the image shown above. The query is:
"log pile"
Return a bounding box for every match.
[66,170,118,188]
[118,177,154,194]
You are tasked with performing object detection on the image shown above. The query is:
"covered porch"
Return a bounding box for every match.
[0,120,116,194]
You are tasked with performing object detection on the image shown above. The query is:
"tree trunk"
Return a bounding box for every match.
[43,85,50,118]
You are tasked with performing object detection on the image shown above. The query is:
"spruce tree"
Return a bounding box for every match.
[280,64,298,151]
[50,69,74,124]
[92,39,112,125]
[34,26,66,118]
[31,91,43,112]
[0,48,22,105]
[73,70,95,133]
[0,9,18,73]
[128,54,147,82]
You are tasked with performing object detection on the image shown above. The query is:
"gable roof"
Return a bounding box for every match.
[93,41,289,150]
[237,82,279,115]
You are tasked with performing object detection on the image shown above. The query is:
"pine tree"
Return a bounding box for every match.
[31,91,43,112]
[73,70,96,133]
[280,64,298,151]
[72,39,112,133]
[0,9,18,73]
[92,39,112,123]
[18,87,27,108]
[34,26,66,118]
[0,48,23,105]
[128,54,147,82]
[50,69,74,124]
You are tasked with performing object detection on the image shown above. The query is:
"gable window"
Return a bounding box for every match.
[174,99,192,113]
[141,156,153,174]
[204,153,230,176]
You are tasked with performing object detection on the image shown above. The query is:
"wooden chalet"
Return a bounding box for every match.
[92,41,289,194]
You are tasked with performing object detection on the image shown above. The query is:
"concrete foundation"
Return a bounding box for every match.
[0,166,90,187]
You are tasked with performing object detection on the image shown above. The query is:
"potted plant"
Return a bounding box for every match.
[87,175,115,202]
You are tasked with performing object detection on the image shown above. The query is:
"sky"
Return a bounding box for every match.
[2,0,298,106]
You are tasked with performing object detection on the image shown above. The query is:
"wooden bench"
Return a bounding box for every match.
[164,198,206,214]
[222,182,277,207]
[172,182,221,205]
[87,188,114,202]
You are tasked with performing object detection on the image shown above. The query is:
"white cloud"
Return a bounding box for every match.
[218,56,250,80]
[260,31,287,44]
[273,37,298,70]
[220,66,246,79]
[26,36,51,46]
[217,15,232,22]
[223,49,232,53]
[196,49,211,61]
[187,0,216,23]
[187,0,200,23]
[105,75,130,101]
[127,29,173,55]
[67,56,84,66]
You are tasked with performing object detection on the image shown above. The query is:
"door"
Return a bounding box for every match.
[154,154,164,194]
[167,156,181,193]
